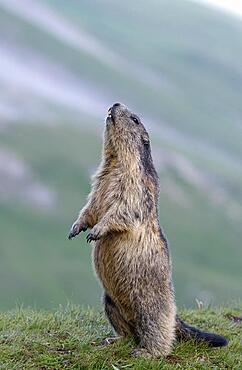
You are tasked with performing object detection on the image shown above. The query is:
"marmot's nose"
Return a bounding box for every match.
[111,102,126,115]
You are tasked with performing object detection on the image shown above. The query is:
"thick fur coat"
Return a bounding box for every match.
[69,103,227,357]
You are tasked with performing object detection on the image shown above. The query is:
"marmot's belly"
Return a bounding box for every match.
[93,231,170,305]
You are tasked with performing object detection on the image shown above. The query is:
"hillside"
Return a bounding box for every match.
[0,0,242,310]
[0,304,241,369]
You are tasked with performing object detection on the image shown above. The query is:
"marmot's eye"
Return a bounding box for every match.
[131,115,139,124]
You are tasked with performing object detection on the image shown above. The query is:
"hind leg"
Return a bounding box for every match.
[132,296,176,358]
[104,293,134,338]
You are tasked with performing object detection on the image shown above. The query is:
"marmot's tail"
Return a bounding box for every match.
[176,317,228,347]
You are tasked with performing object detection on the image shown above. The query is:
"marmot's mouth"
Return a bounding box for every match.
[106,107,114,124]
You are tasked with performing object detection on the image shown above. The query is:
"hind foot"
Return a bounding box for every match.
[101,336,121,346]
[131,348,154,358]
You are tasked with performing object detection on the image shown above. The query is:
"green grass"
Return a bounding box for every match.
[0,304,241,369]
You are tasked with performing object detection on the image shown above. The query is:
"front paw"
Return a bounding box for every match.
[68,220,87,240]
[86,226,101,243]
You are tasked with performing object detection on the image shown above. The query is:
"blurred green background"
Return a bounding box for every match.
[0,0,241,311]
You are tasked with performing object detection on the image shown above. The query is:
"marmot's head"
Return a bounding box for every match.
[105,103,150,157]
[104,103,157,181]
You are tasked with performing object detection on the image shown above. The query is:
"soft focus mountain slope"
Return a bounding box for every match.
[0,0,241,309]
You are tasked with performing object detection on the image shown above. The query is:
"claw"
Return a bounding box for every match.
[68,224,78,240]
[86,233,94,243]
[86,226,101,243]
[86,232,99,243]
[68,222,87,240]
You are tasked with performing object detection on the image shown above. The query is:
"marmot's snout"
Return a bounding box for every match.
[107,102,127,123]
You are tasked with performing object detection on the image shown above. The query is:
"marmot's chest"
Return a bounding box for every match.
[93,232,135,285]
[92,172,144,223]
[92,178,120,221]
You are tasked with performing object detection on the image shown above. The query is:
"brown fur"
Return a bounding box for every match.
[68,103,227,357]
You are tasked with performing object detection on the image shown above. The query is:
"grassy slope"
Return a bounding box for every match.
[3,0,242,158]
[0,0,242,310]
[44,0,242,158]
[0,122,101,310]
[0,304,241,369]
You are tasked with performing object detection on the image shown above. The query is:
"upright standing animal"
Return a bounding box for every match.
[68,103,227,357]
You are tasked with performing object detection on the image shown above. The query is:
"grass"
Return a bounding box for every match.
[0,304,241,369]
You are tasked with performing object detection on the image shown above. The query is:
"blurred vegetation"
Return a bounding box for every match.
[0,0,242,310]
